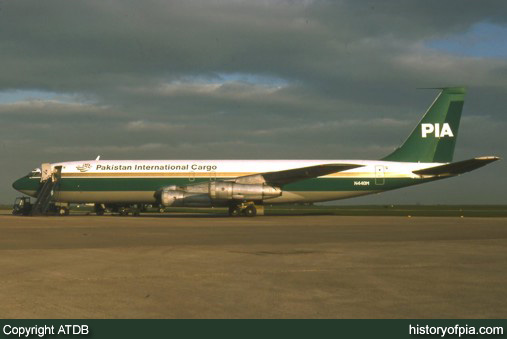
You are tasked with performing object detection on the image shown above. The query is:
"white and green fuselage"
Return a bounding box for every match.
[14,159,441,204]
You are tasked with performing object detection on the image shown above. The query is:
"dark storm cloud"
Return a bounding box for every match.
[0,0,506,203]
[2,1,507,94]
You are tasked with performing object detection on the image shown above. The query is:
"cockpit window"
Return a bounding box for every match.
[27,168,41,178]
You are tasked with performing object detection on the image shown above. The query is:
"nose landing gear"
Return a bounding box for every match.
[58,206,69,216]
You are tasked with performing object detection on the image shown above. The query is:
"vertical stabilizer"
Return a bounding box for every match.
[383,87,465,163]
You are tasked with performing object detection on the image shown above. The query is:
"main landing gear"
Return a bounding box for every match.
[228,203,263,217]
[94,203,146,216]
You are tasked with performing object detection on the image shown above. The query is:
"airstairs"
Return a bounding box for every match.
[31,164,62,216]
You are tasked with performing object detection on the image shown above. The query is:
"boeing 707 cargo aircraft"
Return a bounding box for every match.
[12,87,499,216]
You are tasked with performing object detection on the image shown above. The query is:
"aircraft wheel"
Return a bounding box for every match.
[228,206,241,217]
[95,203,105,216]
[243,205,257,217]
[59,207,69,216]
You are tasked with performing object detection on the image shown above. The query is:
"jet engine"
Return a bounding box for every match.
[156,182,281,207]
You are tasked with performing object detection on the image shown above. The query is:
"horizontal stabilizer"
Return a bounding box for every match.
[236,163,362,186]
[413,156,499,176]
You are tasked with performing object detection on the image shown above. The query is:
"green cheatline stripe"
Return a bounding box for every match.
[16,177,435,192]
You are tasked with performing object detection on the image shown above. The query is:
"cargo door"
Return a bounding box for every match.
[375,165,385,185]
[41,163,52,182]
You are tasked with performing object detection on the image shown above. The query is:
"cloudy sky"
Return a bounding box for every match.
[1,0,506,204]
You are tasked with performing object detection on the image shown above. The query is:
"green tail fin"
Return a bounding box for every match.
[382,87,465,163]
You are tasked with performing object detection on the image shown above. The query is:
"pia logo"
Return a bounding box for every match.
[421,123,454,138]
[76,163,92,172]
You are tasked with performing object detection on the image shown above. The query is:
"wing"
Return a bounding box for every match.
[413,156,499,177]
[234,163,363,186]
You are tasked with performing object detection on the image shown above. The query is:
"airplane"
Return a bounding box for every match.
[12,87,499,216]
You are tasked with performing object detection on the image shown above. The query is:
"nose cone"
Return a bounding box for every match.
[12,176,39,197]
[12,177,23,192]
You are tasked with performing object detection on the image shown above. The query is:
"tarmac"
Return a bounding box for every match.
[0,213,506,318]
